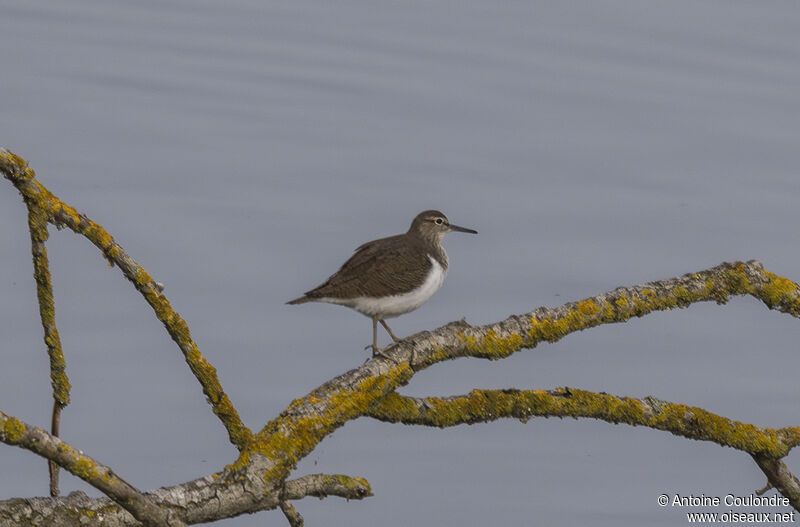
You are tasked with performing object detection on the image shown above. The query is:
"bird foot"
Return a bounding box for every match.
[364,343,400,362]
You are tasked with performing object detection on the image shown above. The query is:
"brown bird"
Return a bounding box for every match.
[287,210,477,358]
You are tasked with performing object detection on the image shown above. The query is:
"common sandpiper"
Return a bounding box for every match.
[287,210,477,358]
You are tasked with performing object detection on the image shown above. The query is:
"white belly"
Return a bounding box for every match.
[321,257,447,318]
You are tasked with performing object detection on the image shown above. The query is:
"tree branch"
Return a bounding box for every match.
[401,260,800,370]
[753,456,800,510]
[279,501,303,527]
[234,259,800,486]
[26,201,70,496]
[283,473,372,501]
[5,145,800,521]
[366,389,800,457]
[25,206,70,409]
[0,471,371,527]
[0,410,184,527]
[0,147,250,450]
[369,388,800,511]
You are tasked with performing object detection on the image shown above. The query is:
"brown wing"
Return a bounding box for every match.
[301,235,432,299]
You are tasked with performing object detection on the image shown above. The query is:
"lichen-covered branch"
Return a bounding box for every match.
[367,389,800,510]
[25,206,70,408]
[5,145,800,522]
[235,259,800,491]
[367,389,800,458]
[25,204,70,496]
[0,147,250,450]
[0,469,371,527]
[0,410,184,527]
[211,257,800,514]
[401,260,800,369]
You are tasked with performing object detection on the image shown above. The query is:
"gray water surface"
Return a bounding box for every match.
[2,1,800,525]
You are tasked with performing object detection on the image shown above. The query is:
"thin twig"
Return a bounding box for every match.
[48,400,62,497]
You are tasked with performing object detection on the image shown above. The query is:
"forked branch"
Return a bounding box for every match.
[3,146,800,524]
[0,410,184,527]
[0,147,250,450]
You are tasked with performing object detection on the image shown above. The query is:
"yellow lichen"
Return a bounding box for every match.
[72,458,99,480]
[760,271,800,315]
[614,296,629,310]
[325,474,372,495]
[576,299,600,315]
[460,330,526,360]
[2,416,26,443]
[6,151,800,493]
[231,363,414,483]
[672,285,692,305]
[370,388,796,458]
[25,204,72,406]
[135,267,153,287]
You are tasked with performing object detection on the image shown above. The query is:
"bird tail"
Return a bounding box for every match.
[286,296,312,305]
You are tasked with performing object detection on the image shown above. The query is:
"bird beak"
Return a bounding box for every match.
[449,223,478,234]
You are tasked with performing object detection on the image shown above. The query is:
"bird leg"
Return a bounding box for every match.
[365,316,394,360]
[379,319,402,343]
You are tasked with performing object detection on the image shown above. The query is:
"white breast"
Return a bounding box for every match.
[321,256,447,318]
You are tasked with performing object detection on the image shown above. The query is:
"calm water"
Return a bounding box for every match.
[2,1,800,525]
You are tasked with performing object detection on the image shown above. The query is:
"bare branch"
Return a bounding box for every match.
[0,410,184,527]
[279,473,374,527]
[756,481,774,496]
[752,456,800,510]
[284,473,372,501]
[367,389,800,457]
[0,147,250,450]
[279,501,304,527]
[48,401,62,497]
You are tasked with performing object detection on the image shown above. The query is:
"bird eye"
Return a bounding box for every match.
[434,218,444,225]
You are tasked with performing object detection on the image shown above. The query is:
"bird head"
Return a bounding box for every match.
[409,210,478,242]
